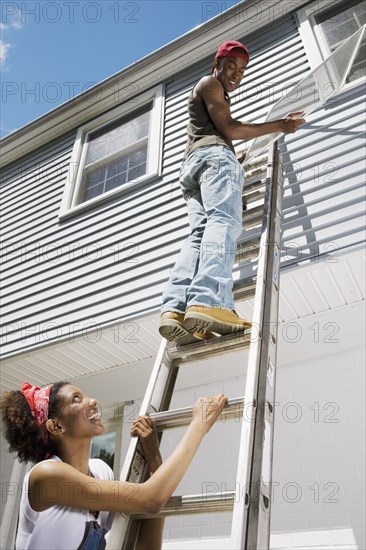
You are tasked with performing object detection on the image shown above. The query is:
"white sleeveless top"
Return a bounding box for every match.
[16,456,115,549]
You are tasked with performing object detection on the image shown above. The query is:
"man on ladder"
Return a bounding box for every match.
[106,41,306,550]
[159,40,304,343]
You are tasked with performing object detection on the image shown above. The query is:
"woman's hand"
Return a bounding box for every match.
[191,393,228,435]
[131,416,162,474]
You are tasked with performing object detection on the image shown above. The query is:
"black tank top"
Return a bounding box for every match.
[184,80,235,159]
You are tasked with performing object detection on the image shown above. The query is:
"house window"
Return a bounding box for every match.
[297,0,365,83]
[90,430,117,470]
[81,108,150,203]
[60,84,164,218]
[315,0,365,82]
[89,401,124,476]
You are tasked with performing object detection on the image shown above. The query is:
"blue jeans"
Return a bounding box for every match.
[77,520,106,549]
[161,145,244,313]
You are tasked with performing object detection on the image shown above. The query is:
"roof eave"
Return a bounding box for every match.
[1,0,303,168]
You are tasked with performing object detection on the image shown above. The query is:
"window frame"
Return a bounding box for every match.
[59,84,164,219]
[296,0,365,86]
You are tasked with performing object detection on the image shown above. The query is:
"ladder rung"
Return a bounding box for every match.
[132,491,235,518]
[245,190,265,204]
[235,238,260,262]
[168,330,251,364]
[244,204,265,220]
[243,213,263,230]
[150,397,244,430]
[243,158,268,177]
[242,200,264,218]
[243,178,266,194]
[233,276,256,291]
[233,278,256,301]
[234,287,256,302]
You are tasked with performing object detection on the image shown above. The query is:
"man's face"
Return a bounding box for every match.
[215,56,247,92]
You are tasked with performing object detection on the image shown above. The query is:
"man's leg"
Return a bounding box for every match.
[161,160,207,315]
[160,154,214,342]
[184,146,251,334]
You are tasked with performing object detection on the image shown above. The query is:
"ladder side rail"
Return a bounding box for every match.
[106,339,178,549]
[246,144,284,549]
[258,144,283,548]
[230,143,281,549]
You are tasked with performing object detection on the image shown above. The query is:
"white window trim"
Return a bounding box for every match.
[297,0,365,88]
[59,84,164,219]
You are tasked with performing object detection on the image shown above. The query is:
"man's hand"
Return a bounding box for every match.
[279,111,306,134]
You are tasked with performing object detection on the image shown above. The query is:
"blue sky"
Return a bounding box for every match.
[1,0,239,138]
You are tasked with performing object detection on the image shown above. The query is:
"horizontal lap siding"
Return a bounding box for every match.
[0,133,189,355]
[1,15,364,356]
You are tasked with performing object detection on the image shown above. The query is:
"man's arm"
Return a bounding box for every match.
[196,76,305,141]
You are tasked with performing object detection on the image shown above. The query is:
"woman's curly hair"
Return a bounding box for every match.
[0,381,69,463]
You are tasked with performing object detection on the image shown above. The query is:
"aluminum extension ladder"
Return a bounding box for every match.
[106,141,284,550]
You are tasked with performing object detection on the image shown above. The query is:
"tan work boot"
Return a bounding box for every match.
[184,306,251,336]
[159,312,215,345]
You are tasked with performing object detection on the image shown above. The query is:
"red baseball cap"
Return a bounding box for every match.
[215,40,249,63]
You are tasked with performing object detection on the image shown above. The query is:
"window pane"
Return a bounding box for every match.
[90,431,116,470]
[105,148,147,192]
[82,146,147,201]
[316,1,366,82]
[83,182,105,202]
[85,110,150,165]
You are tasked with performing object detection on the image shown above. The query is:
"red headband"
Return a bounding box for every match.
[21,382,53,429]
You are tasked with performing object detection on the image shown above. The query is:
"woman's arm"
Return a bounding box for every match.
[29,394,228,516]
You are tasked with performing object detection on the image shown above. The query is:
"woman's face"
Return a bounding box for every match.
[55,384,105,439]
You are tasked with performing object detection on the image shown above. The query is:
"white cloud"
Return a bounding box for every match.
[0,7,23,69]
[0,40,11,65]
[10,10,24,30]
[1,7,23,30]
